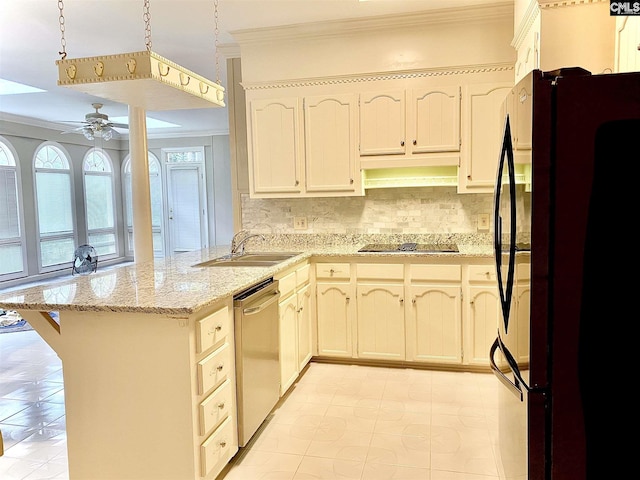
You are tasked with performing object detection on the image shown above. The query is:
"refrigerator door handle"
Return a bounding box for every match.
[490,337,526,401]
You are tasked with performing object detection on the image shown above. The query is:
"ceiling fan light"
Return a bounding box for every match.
[82,127,94,141]
[102,128,113,141]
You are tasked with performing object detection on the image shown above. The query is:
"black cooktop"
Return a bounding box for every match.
[358,242,459,253]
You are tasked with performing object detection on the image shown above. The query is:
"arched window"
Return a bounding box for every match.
[122,152,164,257]
[0,137,27,280]
[34,143,76,271]
[83,148,117,257]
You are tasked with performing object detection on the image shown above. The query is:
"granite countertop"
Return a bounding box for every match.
[0,239,498,316]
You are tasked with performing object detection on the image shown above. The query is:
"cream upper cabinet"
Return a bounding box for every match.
[458,82,512,194]
[247,93,362,198]
[248,97,303,196]
[359,86,461,168]
[356,264,405,361]
[304,94,360,194]
[615,16,640,73]
[406,264,462,365]
[315,263,355,358]
[359,90,406,156]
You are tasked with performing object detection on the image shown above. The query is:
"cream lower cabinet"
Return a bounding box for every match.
[297,282,312,371]
[22,300,238,480]
[277,261,311,395]
[406,264,463,365]
[356,263,405,361]
[315,262,355,358]
[465,263,502,367]
[510,260,530,366]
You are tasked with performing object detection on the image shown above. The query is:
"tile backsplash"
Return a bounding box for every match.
[241,187,506,235]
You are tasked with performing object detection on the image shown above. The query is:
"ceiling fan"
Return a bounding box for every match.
[61,103,128,141]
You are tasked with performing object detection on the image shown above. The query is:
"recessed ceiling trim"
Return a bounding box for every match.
[56,50,225,111]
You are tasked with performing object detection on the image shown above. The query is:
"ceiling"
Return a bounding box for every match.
[0,0,500,139]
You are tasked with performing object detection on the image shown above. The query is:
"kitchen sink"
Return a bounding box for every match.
[193,252,301,268]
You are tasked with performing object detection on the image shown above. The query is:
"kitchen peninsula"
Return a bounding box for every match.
[0,237,505,480]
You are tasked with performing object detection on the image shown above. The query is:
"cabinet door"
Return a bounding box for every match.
[304,94,360,194]
[316,281,354,358]
[467,285,501,366]
[615,16,640,73]
[406,284,462,364]
[279,293,299,395]
[408,86,460,154]
[359,90,405,156]
[356,283,405,361]
[249,97,303,195]
[296,283,312,371]
[459,83,512,193]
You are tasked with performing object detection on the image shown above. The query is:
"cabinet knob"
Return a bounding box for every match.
[329,268,335,275]
[400,140,405,146]
[350,178,354,184]
[217,402,225,410]
[295,180,299,186]
[209,324,223,335]
[346,296,350,303]
[216,363,224,372]
[399,298,404,304]
[413,140,417,146]
[219,440,227,448]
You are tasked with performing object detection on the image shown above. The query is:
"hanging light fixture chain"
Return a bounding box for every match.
[214,0,220,85]
[58,0,67,59]
[143,0,152,51]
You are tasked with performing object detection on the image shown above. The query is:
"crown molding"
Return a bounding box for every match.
[231,2,514,45]
[539,0,606,8]
[241,63,514,91]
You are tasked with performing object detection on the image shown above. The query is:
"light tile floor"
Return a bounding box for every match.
[1,330,502,480]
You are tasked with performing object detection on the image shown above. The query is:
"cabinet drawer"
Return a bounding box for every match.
[356,263,404,280]
[278,270,297,298]
[196,306,230,353]
[296,263,310,286]
[200,416,234,477]
[198,342,231,395]
[410,264,461,282]
[468,265,498,284]
[199,379,233,436]
[315,263,350,279]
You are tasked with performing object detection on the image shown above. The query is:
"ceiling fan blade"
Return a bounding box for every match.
[109,122,129,129]
[60,126,87,134]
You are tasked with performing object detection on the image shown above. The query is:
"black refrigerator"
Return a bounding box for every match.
[490,68,640,480]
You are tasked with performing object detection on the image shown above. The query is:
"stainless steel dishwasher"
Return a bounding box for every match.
[233,277,280,447]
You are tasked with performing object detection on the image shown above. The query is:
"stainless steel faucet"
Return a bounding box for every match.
[230,231,265,255]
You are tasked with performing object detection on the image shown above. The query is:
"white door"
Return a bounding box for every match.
[166,164,208,254]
